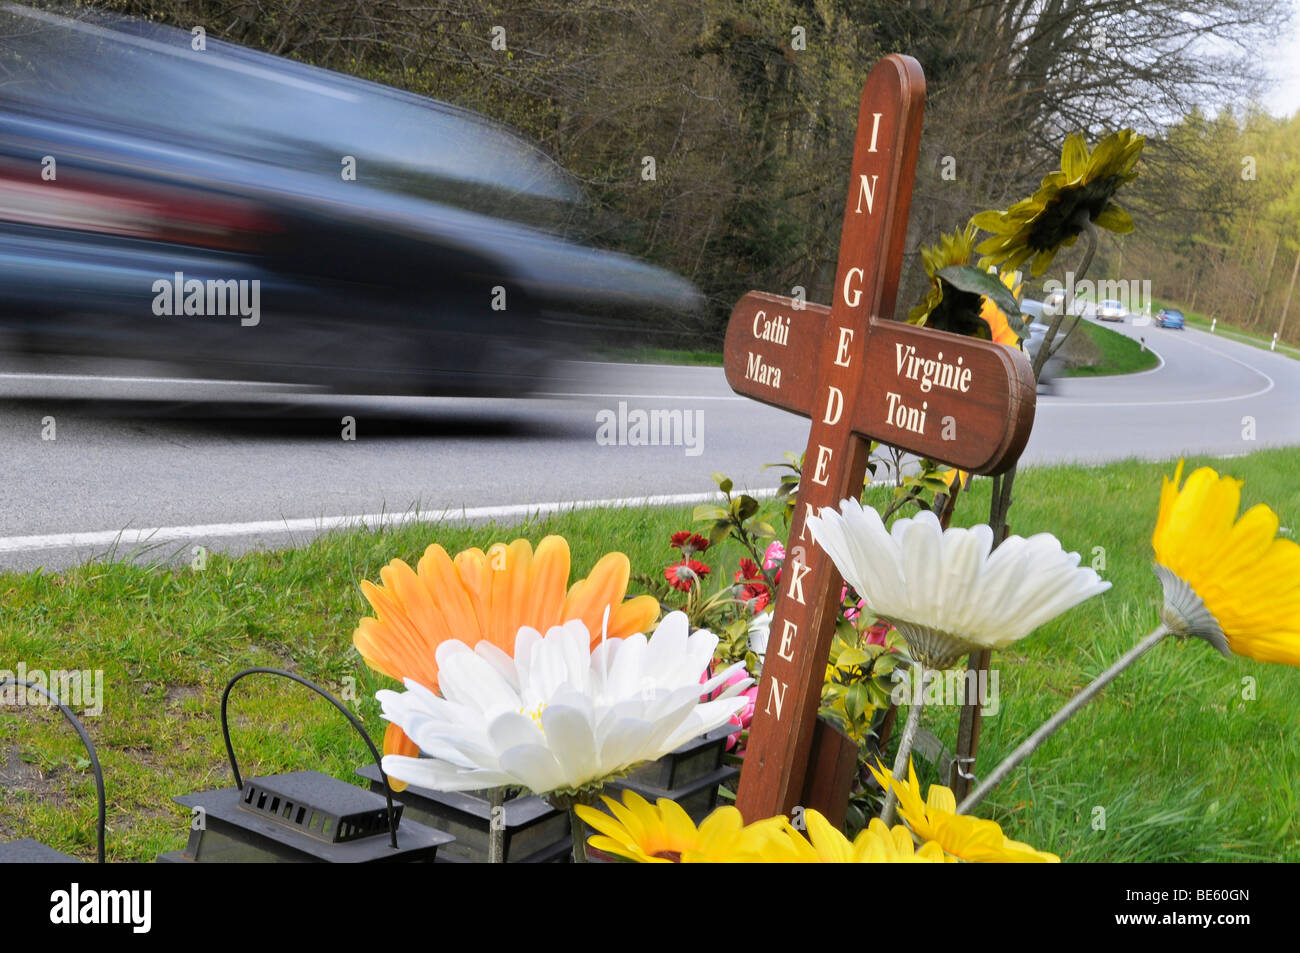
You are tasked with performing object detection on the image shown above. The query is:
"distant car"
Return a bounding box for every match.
[1096,299,1128,322]
[1017,299,1061,392]
[1155,308,1185,329]
[0,4,702,395]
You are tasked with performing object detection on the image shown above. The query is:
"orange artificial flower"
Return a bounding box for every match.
[354,536,661,785]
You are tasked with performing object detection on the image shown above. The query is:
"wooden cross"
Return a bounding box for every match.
[726,54,1038,823]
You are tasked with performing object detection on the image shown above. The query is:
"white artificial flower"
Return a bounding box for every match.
[747,609,772,658]
[378,611,751,796]
[806,499,1110,669]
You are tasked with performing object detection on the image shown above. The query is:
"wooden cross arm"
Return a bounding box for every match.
[724,291,1037,475]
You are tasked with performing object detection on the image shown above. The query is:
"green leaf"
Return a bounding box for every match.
[733,495,759,522]
[712,472,734,495]
[693,505,728,522]
[836,647,870,669]
[936,264,1027,339]
[845,682,869,721]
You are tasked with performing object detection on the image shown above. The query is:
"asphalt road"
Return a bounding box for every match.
[0,316,1295,571]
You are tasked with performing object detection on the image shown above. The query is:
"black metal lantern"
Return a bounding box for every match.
[356,765,571,863]
[605,723,738,821]
[158,667,454,863]
[0,677,105,864]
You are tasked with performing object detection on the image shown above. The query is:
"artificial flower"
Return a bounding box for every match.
[806,499,1110,669]
[735,558,771,611]
[770,813,951,863]
[664,559,710,592]
[906,223,985,335]
[763,540,785,569]
[869,760,1059,863]
[702,664,757,750]
[576,790,784,862]
[354,536,659,691]
[979,268,1025,347]
[379,612,751,796]
[669,532,710,557]
[1152,460,1300,665]
[974,129,1144,276]
[354,536,660,786]
[747,608,773,658]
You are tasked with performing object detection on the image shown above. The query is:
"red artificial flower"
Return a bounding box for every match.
[664,559,710,592]
[669,531,711,558]
[734,559,770,611]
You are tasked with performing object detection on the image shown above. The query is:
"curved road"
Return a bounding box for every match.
[0,316,1295,570]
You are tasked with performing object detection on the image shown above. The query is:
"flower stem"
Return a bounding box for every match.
[880,661,926,826]
[957,623,1170,815]
[488,787,505,863]
[569,805,588,863]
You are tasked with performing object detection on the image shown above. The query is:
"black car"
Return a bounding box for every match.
[0,4,701,394]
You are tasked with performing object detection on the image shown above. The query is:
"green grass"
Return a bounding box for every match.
[1153,298,1300,361]
[585,346,723,366]
[3,448,1299,861]
[1060,318,1161,377]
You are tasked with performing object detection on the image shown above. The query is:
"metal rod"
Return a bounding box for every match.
[0,678,106,863]
[879,659,925,826]
[488,786,506,863]
[569,806,588,863]
[958,624,1170,815]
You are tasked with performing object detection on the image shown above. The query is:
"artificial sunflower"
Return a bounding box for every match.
[576,790,784,862]
[354,535,661,784]
[1152,460,1300,666]
[979,268,1025,347]
[973,129,1144,276]
[869,759,1059,863]
[773,812,951,863]
[906,223,984,335]
[908,224,1026,342]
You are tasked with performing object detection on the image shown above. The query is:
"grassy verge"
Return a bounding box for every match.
[1154,299,1300,360]
[1059,318,1161,377]
[3,448,1299,861]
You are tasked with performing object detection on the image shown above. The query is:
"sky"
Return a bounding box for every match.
[1263,2,1300,118]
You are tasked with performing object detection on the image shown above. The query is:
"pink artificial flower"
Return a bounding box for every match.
[701,663,759,751]
[762,540,785,570]
[865,620,892,647]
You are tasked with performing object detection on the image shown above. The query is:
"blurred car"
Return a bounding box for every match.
[1016,298,1061,392]
[0,4,702,395]
[1096,298,1128,322]
[1154,308,1185,329]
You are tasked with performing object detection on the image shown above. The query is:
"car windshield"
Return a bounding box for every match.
[0,5,580,223]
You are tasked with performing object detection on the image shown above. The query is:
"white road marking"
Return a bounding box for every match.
[0,489,778,555]
[541,392,746,401]
[1044,329,1276,408]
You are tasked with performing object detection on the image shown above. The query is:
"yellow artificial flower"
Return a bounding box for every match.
[354,536,661,786]
[773,813,952,863]
[974,129,1144,276]
[576,790,785,863]
[979,268,1025,348]
[869,760,1060,863]
[907,223,981,330]
[1152,460,1300,666]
